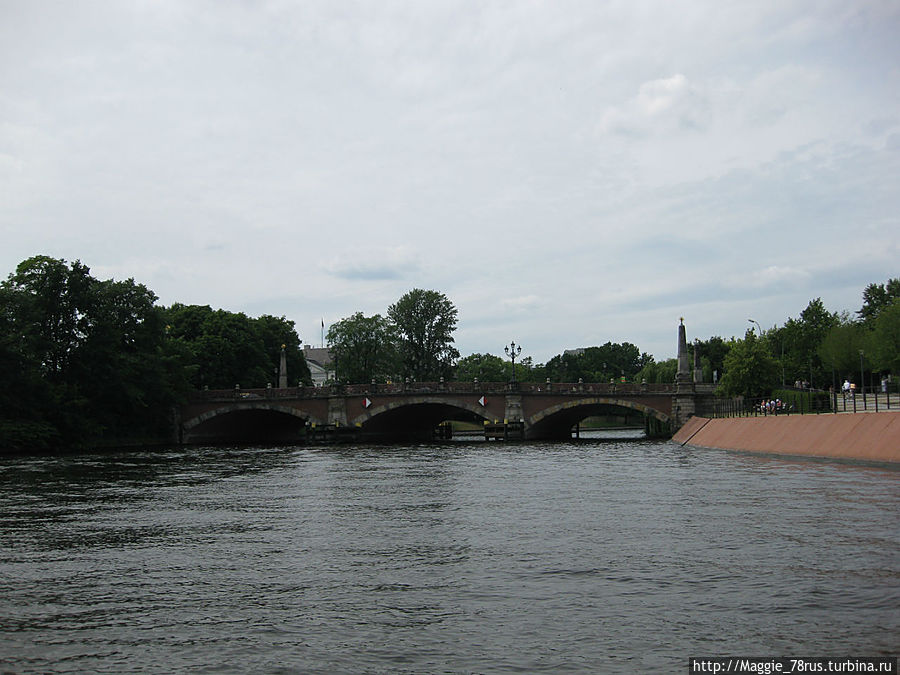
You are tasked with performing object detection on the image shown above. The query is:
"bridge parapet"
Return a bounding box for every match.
[188,381,679,402]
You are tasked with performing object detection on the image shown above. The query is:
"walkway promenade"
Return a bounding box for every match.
[673,411,900,464]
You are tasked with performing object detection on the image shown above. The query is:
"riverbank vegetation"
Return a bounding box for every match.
[715,282,899,398]
[1,254,896,451]
[0,256,309,451]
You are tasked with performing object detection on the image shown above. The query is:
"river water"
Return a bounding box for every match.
[1,433,897,674]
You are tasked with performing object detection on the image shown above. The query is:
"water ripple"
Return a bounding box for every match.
[1,440,897,672]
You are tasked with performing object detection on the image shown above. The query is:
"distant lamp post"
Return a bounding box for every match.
[748,318,762,335]
[505,341,522,383]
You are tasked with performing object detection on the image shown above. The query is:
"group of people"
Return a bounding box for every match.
[842,379,857,398]
[760,398,789,415]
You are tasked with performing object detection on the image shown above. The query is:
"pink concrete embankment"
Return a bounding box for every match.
[672,412,900,463]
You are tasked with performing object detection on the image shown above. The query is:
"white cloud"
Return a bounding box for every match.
[742,266,813,290]
[501,295,543,314]
[599,73,711,136]
[1,0,898,363]
[322,247,422,281]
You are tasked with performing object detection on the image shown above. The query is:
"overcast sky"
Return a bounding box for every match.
[2,1,898,363]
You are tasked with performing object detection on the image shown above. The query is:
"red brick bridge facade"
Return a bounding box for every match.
[179,381,717,443]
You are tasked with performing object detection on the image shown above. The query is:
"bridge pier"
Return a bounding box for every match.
[673,387,697,429]
[328,395,348,427]
[504,392,524,425]
[644,413,670,438]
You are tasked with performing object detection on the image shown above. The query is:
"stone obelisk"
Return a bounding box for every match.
[278,345,288,388]
[673,318,696,428]
[676,318,691,384]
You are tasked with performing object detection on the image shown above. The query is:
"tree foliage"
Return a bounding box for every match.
[163,304,310,389]
[858,278,900,327]
[456,353,507,382]
[717,331,780,398]
[0,256,311,451]
[695,336,730,383]
[0,256,188,449]
[326,312,397,383]
[637,358,678,384]
[768,298,838,388]
[869,299,900,374]
[388,289,459,381]
[817,318,867,382]
[542,342,647,382]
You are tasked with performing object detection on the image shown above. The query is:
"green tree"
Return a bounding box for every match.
[327,312,397,383]
[771,298,838,388]
[637,357,677,384]
[388,289,459,381]
[817,318,868,385]
[163,304,309,389]
[0,276,62,447]
[869,299,900,375]
[456,353,506,382]
[541,342,646,382]
[255,314,311,386]
[695,336,730,383]
[541,351,581,382]
[0,256,186,449]
[515,355,540,382]
[70,276,184,439]
[858,278,900,327]
[2,255,95,376]
[164,305,264,388]
[717,331,780,397]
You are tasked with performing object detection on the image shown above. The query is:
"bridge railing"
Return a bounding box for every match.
[187,381,680,401]
[713,388,897,418]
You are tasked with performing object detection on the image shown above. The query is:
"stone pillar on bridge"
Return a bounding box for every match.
[504,393,523,423]
[673,319,696,428]
[328,395,347,427]
[676,319,690,384]
[278,346,288,389]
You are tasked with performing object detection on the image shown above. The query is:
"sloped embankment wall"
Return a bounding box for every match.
[672,412,900,463]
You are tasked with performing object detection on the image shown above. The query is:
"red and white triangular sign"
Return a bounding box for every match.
[478,396,486,407]
[363,397,372,408]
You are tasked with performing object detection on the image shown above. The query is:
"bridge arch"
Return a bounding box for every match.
[351,396,492,441]
[182,403,325,444]
[527,397,670,440]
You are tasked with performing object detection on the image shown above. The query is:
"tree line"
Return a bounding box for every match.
[632,281,899,398]
[326,291,654,385]
[2,254,896,450]
[713,280,899,398]
[0,256,310,451]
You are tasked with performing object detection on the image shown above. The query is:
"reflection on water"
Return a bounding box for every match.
[0,439,897,674]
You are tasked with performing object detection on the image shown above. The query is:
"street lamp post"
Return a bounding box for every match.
[505,341,522,383]
[748,318,762,335]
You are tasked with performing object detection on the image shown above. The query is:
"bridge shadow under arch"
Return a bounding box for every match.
[182,404,322,445]
[178,389,676,444]
[353,397,491,442]
[526,397,671,440]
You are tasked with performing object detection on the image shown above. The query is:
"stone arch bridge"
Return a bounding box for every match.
[178,381,717,444]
